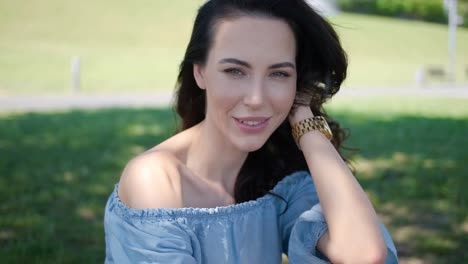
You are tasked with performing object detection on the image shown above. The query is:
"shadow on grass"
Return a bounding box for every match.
[332,112,468,263]
[0,107,177,263]
[0,107,466,263]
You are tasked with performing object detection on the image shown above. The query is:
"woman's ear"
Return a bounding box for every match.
[193,64,206,90]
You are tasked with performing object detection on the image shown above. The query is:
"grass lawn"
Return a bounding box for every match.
[331,13,468,87]
[1,0,468,95]
[0,0,201,94]
[1,97,467,263]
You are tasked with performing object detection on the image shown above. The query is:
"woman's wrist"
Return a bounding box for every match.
[288,105,314,125]
[297,129,330,153]
[290,106,333,149]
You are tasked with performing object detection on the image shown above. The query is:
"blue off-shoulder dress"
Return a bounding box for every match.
[104,171,398,263]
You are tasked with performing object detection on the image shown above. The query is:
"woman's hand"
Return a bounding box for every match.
[288,90,316,125]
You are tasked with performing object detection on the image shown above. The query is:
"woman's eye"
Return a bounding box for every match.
[224,68,244,76]
[271,71,290,78]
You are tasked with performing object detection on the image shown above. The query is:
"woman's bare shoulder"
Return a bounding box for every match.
[117,149,184,209]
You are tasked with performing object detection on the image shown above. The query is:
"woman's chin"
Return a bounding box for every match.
[235,139,268,153]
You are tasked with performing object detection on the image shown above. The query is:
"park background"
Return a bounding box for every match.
[0,0,467,263]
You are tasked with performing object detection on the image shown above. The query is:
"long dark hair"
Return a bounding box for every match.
[175,0,349,203]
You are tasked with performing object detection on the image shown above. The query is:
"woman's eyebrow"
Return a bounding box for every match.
[219,58,295,69]
[219,58,251,67]
[269,62,295,69]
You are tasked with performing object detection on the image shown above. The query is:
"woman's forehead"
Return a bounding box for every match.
[208,16,296,64]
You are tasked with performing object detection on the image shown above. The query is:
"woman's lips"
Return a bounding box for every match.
[233,117,270,134]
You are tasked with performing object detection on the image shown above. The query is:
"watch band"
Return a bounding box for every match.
[291,116,333,144]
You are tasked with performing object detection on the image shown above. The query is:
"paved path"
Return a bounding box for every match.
[0,91,174,112]
[1,86,467,112]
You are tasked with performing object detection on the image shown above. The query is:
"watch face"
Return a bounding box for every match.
[324,126,333,140]
[320,119,333,140]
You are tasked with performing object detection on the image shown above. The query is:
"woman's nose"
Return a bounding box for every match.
[243,78,265,108]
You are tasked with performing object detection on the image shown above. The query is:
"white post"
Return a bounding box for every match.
[414,66,426,87]
[446,0,458,83]
[71,56,81,93]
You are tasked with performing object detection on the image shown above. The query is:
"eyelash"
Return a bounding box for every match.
[224,68,244,76]
[223,68,290,78]
[271,71,290,78]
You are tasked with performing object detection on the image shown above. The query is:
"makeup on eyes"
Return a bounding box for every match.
[221,67,293,79]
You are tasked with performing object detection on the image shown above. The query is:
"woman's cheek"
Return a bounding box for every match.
[268,83,296,111]
[209,80,241,111]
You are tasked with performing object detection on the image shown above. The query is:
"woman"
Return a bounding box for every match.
[104,0,398,263]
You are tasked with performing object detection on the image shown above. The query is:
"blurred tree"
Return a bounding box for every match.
[338,0,468,26]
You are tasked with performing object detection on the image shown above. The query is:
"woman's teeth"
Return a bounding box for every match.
[240,120,264,126]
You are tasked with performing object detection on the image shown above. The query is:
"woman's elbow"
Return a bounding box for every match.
[364,246,388,264]
[353,243,388,264]
[329,244,388,264]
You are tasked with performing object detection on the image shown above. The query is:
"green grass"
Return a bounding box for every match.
[329,97,468,262]
[1,1,467,95]
[331,14,468,87]
[0,107,178,262]
[0,0,202,94]
[1,97,467,263]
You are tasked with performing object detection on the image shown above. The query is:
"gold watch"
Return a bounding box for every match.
[291,116,333,144]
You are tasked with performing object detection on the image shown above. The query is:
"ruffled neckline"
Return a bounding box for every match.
[110,170,309,219]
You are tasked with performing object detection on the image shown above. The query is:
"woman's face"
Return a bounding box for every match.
[194,16,297,152]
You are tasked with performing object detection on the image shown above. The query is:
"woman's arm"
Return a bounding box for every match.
[289,106,387,264]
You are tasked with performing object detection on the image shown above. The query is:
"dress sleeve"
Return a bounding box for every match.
[104,191,200,264]
[278,172,329,262]
[279,171,399,263]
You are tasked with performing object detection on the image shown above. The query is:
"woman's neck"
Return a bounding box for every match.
[185,120,248,196]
